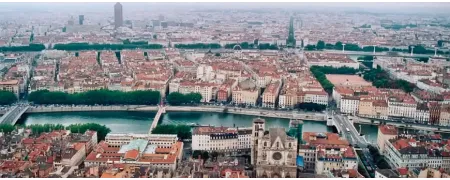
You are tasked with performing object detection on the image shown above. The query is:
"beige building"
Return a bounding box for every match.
[376,125,398,154]
[0,80,20,98]
[358,99,373,117]
[251,118,297,178]
[373,100,389,120]
[440,105,450,126]
[262,81,281,108]
[232,79,260,106]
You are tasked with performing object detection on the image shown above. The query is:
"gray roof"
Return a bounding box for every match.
[269,128,287,145]
[376,169,399,178]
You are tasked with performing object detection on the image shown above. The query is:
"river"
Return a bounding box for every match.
[18,111,381,142]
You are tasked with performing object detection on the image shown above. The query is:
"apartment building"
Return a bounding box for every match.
[298,132,357,174]
[232,79,259,106]
[383,134,450,172]
[376,125,398,154]
[262,81,281,108]
[388,96,417,119]
[0,80,19,98]
[192,126,252,155]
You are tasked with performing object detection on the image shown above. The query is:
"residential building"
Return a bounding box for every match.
[376,125,398,154]
[232,79,259,106]
[262,81,281,108]
[298,132,357,174]
[192,126,252,155]
[0,80,20,98]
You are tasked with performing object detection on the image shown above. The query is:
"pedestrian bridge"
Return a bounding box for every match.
[148,106,166,134]
[0,105,29,125]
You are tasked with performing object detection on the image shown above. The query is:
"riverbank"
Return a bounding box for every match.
[356,116,450,133]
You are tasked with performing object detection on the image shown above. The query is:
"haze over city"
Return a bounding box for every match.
[0,1,450,179]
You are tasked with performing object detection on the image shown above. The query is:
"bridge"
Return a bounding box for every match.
[148,106,166,134]
[307,50,444,58]
[0,105,30,125]
[326,111,369,148]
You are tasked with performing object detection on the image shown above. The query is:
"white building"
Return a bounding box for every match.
[196,65,215,81]
[192,126,252,155]
[340,96,360,115]
[303,91,329,105]
[376,125,398,154]
[387,97,417,119]
[383,135,449,172]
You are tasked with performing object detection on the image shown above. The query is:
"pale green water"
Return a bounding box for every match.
[18,111,382,142]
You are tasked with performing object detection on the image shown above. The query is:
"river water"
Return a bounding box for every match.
[18,111,381,142]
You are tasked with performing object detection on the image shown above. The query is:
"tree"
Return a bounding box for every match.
[26,124,65,135]
[174,43,221,49]
[0,124,15,134]
[167,92,185,106]
[295,102,326,111]
[304,44,316,51]
[53,43,163,51]
[67,123,111,141]
[0,91,17,105]
[0,44,45,52]
[201,151,209,161]
[151,124,192,140]
[316,40,325,50]
[215,53,221,57]
[193,150,202,159]
[167,92,202,105]
[211,151,219,161]
[153,34,157,39]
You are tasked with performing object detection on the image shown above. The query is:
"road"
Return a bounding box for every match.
[332,112,368,148]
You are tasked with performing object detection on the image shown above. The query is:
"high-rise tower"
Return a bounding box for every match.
[114,2,123,29]
[286,17,296,48]
[79,15,84,25]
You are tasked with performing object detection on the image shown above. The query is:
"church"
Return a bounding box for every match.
[251,118,298,178]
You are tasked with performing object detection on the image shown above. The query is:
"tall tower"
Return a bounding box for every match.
[114,2,123,29]
[286,16,296,48]
[251,118,265,166]
[79,15,84,25]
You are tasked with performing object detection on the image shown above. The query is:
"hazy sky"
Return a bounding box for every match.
[0,2,449,15]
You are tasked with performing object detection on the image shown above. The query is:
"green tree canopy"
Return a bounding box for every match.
[0,124,15,134]
[151,124,191,140]
[0,44,45,52]
[174,43,221,49]
[316,40,325,50]
[53,43,163,51]
[0,90,17,105]
[26,123,111,141]
[167,92,202,105]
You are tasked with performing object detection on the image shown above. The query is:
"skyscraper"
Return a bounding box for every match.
[114,2,123,29]
[286,17,296,48]
[79,15,84,25]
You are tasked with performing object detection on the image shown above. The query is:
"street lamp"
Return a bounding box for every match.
[342,44,346,53]
[373,45,377,54]
[410,46,415,56]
